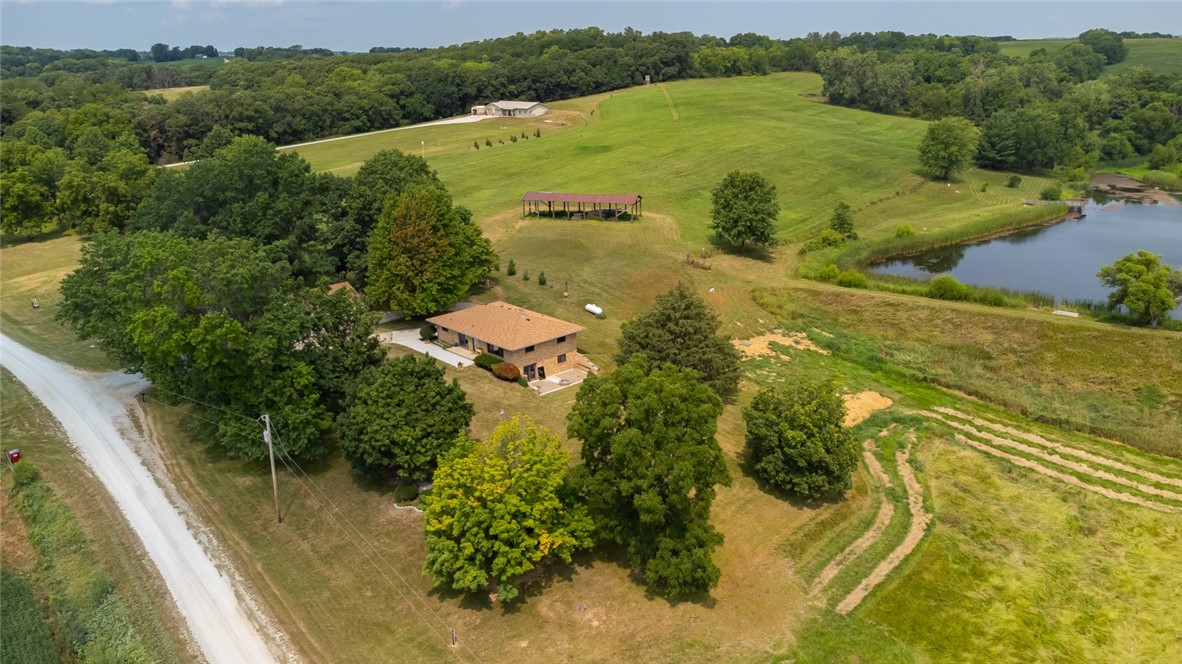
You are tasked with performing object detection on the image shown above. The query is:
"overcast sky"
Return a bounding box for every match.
[3,1,1180,52]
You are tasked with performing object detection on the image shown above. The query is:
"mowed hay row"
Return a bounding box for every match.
[932,407,1182,488]
[864,433,1182,663]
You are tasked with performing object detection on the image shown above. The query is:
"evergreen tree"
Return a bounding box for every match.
[616,282,741,399]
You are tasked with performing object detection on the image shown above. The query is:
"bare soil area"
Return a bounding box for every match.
[1090,172,1179,206]
[843,391,893,427]
[733,331,829,358]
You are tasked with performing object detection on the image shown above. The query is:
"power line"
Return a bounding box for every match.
[140,386,482,662]
[268,425,483,663]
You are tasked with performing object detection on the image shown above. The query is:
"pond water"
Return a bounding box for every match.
[870,198,1182,319]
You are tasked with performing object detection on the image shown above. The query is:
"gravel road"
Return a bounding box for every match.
[1,334,281,664]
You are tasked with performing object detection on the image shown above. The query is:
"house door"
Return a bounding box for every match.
[458,333,468,347]
[523,364,537,381]
[537,366,546,380]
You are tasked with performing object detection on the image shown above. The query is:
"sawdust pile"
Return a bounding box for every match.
[842,391,893,427]
[733,332,829,358]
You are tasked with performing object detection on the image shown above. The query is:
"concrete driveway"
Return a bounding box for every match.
[380,328,471,367]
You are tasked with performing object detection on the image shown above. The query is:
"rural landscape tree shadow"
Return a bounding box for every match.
[427,552,592,614]
[706,235,776,263]
[735,454,850,511]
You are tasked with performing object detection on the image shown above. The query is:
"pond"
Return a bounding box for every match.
[869,198,1182,319]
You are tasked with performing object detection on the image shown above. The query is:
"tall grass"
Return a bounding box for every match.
[816,203,1069,272]
[0,569,58,664]
[7,463,159,664]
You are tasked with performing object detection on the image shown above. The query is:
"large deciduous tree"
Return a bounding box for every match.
[709,170,780,249]
[423,416,592,603]
[616,282,741,400]
[58,231,381,460]
[366,185,497,316]
[330,150,444,285]
[567,356,730,599]
[1077,28,1128,65]
[1097,250,1177,327]
[335,354,473,480]
[918,116,980,179]
[743,382,859,498]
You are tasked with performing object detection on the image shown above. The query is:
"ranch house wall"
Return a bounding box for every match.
[435,327,578,377]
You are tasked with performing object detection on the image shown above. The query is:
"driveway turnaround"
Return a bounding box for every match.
[380,328,472,367]
[0,334,282,664]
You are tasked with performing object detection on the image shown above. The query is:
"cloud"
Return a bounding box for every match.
[441,0,464,10]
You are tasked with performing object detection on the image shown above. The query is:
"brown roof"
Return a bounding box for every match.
[327,281,359,297]
[522,191,640,205]
[427,302,584,351]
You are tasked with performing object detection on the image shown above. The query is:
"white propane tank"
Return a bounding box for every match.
[584,303,604,316]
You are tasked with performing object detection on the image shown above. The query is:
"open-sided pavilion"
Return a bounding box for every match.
[521,191,642,220]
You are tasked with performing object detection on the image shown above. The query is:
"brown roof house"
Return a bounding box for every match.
[427,302,590,388]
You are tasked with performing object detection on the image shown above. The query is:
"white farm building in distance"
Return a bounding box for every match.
[471,100,550,118]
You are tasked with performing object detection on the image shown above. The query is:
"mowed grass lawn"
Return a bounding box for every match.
[294,73,1057,249]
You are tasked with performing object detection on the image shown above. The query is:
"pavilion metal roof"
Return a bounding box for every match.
[521,191,641,205]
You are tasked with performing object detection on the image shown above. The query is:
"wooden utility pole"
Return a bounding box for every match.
[261,414,282,524]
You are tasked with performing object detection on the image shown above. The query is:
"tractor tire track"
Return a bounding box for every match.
[929,412,1182,504]
[835,444,931,615]
[810,440,895,595]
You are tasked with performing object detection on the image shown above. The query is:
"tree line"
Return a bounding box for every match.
[817,28,1182,174]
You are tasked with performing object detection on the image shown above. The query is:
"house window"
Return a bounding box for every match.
[557,336,566,343]
[525,345,535,352]
[486,344,504,358]
[557,353,567,364]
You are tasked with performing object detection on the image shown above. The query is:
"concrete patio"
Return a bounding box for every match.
[529,368,588,395]
[376,329,472,368]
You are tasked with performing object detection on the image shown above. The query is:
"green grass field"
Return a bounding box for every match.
[143,84,211,102]
[998,37,1182,75]
[4,69,1182,663]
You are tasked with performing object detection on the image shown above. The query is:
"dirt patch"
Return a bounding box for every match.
[835,442,932,615]
[843,391,893,427]
[1090,172,1179,206]
[810,440,895,595]
[734,332,829,359]
[0,489,37,572]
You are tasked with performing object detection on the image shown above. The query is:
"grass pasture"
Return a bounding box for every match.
[143,84,211,101]
[294,73,1055,249]
[997,37,1182,75]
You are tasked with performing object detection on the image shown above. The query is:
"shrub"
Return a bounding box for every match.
[517,377,529,387]
[506,258,516,276]
[928,275,969,300]
[800,229,847,254]
[473,141,479,151]
[510,135,518,143]
[393,483,419,502]
[419,324,436,341]
[492,362,522,381]
[522,270,530,281]
[979,182,989,192]
[1148,144,1178,170]
[534,128,541,138]
[595,312,607,320]
[474,354,500,370]
[485,138,492,147]
[1039,185,1061,201]
[538,272,547,286]
[818,264,840,282]
[836,270,869,288]
[895,224,915,238]
[1006,175,1022,188]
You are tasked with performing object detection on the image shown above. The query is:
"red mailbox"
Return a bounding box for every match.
[7,449,20,464]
